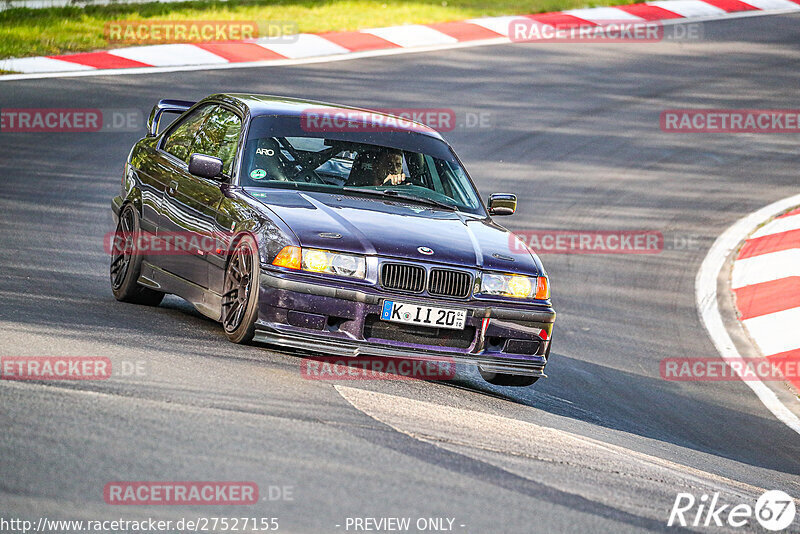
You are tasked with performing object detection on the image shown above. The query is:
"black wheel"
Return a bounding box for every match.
[478,368,539,387]
[110,205,164,306]
[221,235,260,344]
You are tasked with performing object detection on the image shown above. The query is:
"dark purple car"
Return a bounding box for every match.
[110,94,555,386]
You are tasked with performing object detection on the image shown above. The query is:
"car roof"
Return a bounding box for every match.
[206,93,446,141]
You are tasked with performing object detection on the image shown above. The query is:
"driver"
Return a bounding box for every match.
[375,149,406,186]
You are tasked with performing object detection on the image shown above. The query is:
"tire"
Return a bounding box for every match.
[221,234,260,344]
[478,368,539,387]
[110,204,165,306]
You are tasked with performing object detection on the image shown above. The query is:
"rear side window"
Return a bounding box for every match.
[191,106,242,176]
[162,105,214,163]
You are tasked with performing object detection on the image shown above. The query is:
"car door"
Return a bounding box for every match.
[158,104,242,288]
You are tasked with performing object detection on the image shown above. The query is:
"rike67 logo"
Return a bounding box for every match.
[668,490,796,531]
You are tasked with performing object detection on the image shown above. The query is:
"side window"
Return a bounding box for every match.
[162,106,214,163]
[190,106,242,176]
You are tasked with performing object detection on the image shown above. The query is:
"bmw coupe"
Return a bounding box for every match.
[110,94,556,386]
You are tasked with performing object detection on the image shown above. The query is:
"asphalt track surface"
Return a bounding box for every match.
[2,13,800,534]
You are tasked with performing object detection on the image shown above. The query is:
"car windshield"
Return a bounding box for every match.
[240,134,484,215]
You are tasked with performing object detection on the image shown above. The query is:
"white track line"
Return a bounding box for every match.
[466,15,525,36]
[731,248,800,288]
[257,34,350,58]
[751,212,800,238]
[647,0,727,17]
[0,56,94,73]
[362,25,459,47]
[562,7,646,21]
[108,44,229,66]
[335,385,767,497]
[1,9,796,82]
[742,0,800,9]
[742,307,800,356]
[695,193,800,436]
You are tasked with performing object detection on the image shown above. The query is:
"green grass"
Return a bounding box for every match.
[0,0,644,59]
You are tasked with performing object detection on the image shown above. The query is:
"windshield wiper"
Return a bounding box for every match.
[341,187,457,211]
[384,190,458,211]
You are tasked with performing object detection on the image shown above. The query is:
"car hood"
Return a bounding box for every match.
[247,188,543,275]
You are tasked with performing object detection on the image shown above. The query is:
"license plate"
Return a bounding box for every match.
[380,300,466,330]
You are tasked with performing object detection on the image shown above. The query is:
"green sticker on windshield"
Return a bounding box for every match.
[250,169,267,179]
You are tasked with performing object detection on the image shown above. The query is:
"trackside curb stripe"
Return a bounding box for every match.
[2,0,800,75]
[731,203,800,393]
[696,193,800,436]
[733,277,800,319]
[731,248,800,289]
[737,227,800,259]
[741,307,800,356]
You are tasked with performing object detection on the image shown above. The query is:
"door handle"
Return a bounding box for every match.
[168,180,179,195]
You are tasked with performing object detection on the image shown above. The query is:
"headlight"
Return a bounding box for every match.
[272,246,366,279]
[481,273,549,300]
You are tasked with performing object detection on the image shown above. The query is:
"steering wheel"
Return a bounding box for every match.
[382,174,412,186]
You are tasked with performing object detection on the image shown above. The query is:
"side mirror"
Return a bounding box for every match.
[188,153,223,180]
[488,193,517,216]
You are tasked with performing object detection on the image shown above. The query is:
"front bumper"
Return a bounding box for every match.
[255,270,556,377]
